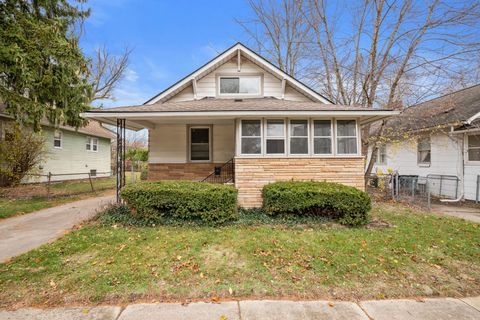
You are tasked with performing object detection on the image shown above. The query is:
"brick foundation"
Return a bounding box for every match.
[234,157,365,208]
[148,163,221,181]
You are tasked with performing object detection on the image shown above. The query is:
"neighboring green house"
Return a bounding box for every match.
[0,109,113,183]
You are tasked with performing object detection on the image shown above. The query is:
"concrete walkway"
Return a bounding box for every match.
[0,195,114,263]
[431,204,480,223]
[0,297,479,320]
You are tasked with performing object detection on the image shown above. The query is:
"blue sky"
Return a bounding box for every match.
[81,0,252,108]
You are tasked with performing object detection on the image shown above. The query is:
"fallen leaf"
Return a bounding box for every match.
[228,287,233,295]
[328,302,334,307]
[211,296,220,303]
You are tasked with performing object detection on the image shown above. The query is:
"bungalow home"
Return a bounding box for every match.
[0,107,114,183]
[370,84,480,201]
[82,43,397,207]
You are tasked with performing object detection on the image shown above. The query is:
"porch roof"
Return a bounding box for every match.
[81,97,399,130]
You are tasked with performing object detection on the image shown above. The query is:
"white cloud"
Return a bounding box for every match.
[124,68,139,82]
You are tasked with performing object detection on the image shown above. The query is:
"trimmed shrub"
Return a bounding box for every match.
[262,181,371,226]
[121,181,238,225]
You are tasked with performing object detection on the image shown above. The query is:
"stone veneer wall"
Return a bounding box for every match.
[235,157,365,208]
[148,163,222,181]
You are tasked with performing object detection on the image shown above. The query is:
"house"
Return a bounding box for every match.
[370,84,480,201]
[0,108,114,183]
[82,43,397,207]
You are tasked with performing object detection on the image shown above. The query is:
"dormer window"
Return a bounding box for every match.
[219,76,261,95]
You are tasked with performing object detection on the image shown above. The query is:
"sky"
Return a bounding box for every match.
[80,0,253,109]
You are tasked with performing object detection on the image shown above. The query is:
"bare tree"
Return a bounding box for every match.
[237,0,310,77]
[241,0,480,179]
[89,45,132,103]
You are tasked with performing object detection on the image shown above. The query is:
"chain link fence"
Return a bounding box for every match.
[0,171,142,200]
[367,172,461,209]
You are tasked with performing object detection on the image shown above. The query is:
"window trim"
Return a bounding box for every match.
[217,74,263,97]
[288,119,310,156]
[240,119,263,156]
[312,119,334,156]
[417,136,431,166]
[86,136,99,152]
[335,119,359,156]
[236,117,362,158]
[53,130,62,149]
[264,119,286,156]
[188,125,212,163]
[467,133,480,164]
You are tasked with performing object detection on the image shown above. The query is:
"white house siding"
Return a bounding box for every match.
[149,122,235,164]
[165,57,312,102]
[34,127,111,182]
[371,131,480,201]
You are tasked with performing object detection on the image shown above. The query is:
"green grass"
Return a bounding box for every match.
[1,203,479,308]
[0,172,140,220]
[0,196,84,220]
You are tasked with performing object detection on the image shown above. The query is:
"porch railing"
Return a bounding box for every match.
[201,158,235,184]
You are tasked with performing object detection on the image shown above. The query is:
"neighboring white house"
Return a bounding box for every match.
[83,42,397,207]
[370,84,480,201]
[0,108,114,183]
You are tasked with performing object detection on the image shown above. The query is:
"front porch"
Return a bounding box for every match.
[81,99,398,207]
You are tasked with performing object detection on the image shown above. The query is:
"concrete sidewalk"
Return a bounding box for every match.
[0,195,114,263]
[1,296,479,320]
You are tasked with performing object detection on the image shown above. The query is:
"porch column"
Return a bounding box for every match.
[116,118,126,203]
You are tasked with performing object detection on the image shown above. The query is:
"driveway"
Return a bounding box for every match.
[431,204,480,223]
[0,195,114,263]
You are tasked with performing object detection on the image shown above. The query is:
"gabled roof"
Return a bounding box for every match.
[144,42,332,105]
[385,84,480,132]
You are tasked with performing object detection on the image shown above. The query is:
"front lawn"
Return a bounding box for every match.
[0,196,83,220]
[0,203,479,308]
[0,172,140,220]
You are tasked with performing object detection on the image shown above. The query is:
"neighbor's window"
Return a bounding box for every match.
[241,120,262,154]
[90,169,97,177]
[468,134,480,161]
[190,127,210,161]
[219,76,261,95]
[336,120,357,154]
[376,144,387,164]
[53,130,62,148]
[266,119,285,154]
[86,137,98,151]
[313,120,332,154]
[289,120,309,154]
[417,137,431,164]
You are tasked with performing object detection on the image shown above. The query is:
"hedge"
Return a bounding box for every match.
[120,181,238,225]
[262,181,371,226]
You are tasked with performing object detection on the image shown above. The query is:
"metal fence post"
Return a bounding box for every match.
[88,172,94,192]
[46,172,52,200]
[476,175,479,204]
[439,175,443,197]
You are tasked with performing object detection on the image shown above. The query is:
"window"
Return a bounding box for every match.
[313,120,332,154]
[336,120,357,154]
[241,120,262,154]
[219,76,261,95]
[376,144,387,164]
[289,120,309,154]
[86,137,98,151]
[53,130,62,148]
[90,169,97,177]
[265,119,285,154]
[190,127,210,161]
[417,137,431,164]
[468,134,480,161]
